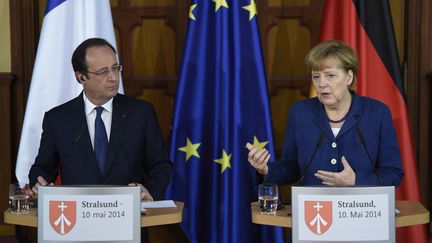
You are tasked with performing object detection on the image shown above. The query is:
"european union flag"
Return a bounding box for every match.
[166,1,285,242]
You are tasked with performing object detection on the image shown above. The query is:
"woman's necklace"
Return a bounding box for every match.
[327,115,346,123]
[327,94,353,123]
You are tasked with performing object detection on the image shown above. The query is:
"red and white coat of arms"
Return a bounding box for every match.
[49,201,77,235]
[304,201,332,235]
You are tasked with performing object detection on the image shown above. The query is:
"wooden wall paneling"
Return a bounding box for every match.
[112,0,188,144]
[112,3,155,97]
[256,0,322,152]
[9,0,39,241]
[9,0,39,177]
[0,73,13,225]
[169,0,188,96]
[112,2,181,97]
[428,73,432,236]
[406,0,432,236]
[260,0,322,96]
[389,0,405,64]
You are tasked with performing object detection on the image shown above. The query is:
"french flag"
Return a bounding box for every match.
[15,0,123,185]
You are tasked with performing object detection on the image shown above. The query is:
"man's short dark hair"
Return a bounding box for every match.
[71,38,117,82]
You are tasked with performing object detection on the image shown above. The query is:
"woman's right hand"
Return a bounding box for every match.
[246,143,271,175]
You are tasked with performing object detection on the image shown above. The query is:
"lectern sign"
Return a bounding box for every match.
[292,186,395,243]
[38,186,141,243]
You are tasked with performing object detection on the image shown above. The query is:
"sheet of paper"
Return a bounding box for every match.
[141,200,177,210]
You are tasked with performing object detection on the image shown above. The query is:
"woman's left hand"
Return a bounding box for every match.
[314,156,356,186]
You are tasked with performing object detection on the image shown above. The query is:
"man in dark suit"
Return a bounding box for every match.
[29,38,172,202]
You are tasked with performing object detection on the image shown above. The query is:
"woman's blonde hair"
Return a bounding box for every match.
[305,40,359,89]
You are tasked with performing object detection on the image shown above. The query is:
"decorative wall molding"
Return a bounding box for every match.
[0,72,13,225]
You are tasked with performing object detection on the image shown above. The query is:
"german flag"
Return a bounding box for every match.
[318,1,427,242]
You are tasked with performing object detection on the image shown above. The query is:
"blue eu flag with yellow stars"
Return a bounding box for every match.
[166,0,285,242]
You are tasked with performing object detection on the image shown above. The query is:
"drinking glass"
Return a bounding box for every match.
[258,183,278,214]
[8,183,29,214]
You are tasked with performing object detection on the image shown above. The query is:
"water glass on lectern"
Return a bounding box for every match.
[8,183,29,214]
[258,183,278,214]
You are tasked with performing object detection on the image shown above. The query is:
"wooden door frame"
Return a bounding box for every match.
[405,0,432,234]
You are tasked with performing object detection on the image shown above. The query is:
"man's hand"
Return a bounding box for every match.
[128,183,153,201]
[246,143,271,176]
[30,176,54,196]
[314,156,356,186]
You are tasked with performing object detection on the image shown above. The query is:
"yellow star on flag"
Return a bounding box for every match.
[212,0,229,12]
[189,4,197,21]
[178,137,201,161]
[248,135,268,149]
[214,149,232,173]
[242,0,257,21]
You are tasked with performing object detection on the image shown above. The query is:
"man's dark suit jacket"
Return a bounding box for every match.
[29,92,172,200]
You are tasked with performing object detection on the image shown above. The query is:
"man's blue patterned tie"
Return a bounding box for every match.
[94,107,108,175]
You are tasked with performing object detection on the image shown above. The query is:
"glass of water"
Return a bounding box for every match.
[258,183,278,214]
[9,183,29,214]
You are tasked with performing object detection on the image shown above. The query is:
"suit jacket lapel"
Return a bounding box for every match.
[104,95,128,177]
[337,93,361,139]
[73,92,103,180]
[313,100,334,141]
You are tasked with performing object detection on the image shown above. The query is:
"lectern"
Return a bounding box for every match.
[251,186,429,243]
[4,186,184,242]
[37,186,141,242]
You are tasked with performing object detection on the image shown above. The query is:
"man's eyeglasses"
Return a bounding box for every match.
[87,64,122,79]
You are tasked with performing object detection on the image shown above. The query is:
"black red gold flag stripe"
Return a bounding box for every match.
[319,0,427,242]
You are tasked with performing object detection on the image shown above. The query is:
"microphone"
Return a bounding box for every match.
[49,125,83,183]
[300,132,325,183]
[114,133,138,183]
[355,127,383,185]
[355,127,375,167]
